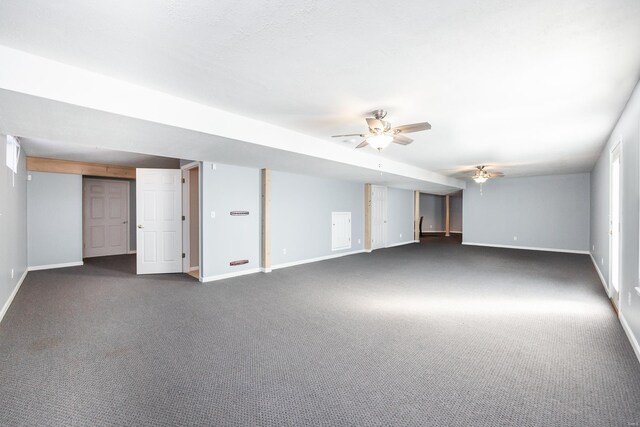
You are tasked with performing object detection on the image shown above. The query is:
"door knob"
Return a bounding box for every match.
[123,221,128,224]
[138,225,143,229]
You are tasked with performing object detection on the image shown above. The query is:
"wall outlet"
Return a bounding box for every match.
[10,268,14,279]
[513,236,518,241]
[211,164,217,170]
[592,245,595,251]
[400,233,402,239]
[210,211,215,219]
[430,224,433,229]
[601,258,604,266]
[357,239,361,244]
[283,248,287,255]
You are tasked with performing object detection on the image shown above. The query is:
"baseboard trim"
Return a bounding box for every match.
[461,242,589,255]
[271,249,365,271]
[589,253,610,297]
[128,250,137,254]
[385,240,419,248]
[261,267,272,273]
[0,269,28,324]
[201,268,261,283]
[420,230,462,234]
[28,261,84,271]
[619,311,640,365]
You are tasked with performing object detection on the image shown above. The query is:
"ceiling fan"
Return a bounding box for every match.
[466,165,505,183]
[332,109,431,151]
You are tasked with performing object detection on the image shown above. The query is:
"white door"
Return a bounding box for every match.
[83,179,129,258]
[136,169,182,274]
[371,185,387,249]
[332,212,351,251]
[609,144,621,306]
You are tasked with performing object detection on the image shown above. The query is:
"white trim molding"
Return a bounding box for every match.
[28,261,84,271]
[271,249,365,271]
[128,250,137,254]
[589,253,610,296]
[462,242,589,254]
[0,269,28,324]
[385,240,419,249]
[619,311,640,365]
[201,268,261,283]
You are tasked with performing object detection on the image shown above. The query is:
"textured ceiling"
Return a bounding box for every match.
[1,0,640,177]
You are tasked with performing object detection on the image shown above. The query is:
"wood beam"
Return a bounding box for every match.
[364,184,372,252]
[261,169,272,272]
[445,194,451,237]
[414,191,420,241]
[26,157,136,179]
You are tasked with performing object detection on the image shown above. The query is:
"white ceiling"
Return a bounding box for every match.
[1,0,640,178]
[19,138,180,169]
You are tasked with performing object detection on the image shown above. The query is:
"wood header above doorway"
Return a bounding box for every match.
[26,157,136,179]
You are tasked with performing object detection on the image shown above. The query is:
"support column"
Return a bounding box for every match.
[364,184,372,252]
[261,169,271,272]
[414,191,420,241]
[445,194,451,237]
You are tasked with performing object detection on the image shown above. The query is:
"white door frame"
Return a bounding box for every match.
[609,141,622,306]
[181,161,200,279]
[82,177,130,257]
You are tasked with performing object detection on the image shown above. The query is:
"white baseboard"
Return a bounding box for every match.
[462,242,589,255]
[28,261,84,271]
[589,253,610,297]
[450,231,462,234]
[128,250,137,254]
[420,230,462,234]
[0,269,28,324]
[619,311,640,365]
[271,249,365,270]
[201,267,261,283]
[385,240,419,248]
[261,267,272,273]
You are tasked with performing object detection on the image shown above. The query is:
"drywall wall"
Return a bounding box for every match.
[27,172,83,268]
[201,162,260,279]
[387,187,415,245]
[271,171,364,266]
[0,134,28,322]
[419,193,445,232]
[590,79,640,361]
[463,173,590,252]
[450,192,463,232]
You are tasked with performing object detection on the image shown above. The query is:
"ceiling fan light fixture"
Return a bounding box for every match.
[367,134,393,151]
[473,175,488,184]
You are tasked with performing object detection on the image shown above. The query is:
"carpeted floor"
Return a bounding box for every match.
[1,240,639,426]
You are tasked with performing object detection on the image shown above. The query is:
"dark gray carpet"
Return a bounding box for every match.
[1,240,640,426]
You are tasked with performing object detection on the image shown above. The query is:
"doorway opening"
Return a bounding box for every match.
[182,163,200,280]
[609,142,621,310]
[82,177,134,259]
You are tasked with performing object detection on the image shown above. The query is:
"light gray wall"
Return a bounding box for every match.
[463,173,590,251]
[0,135,28,319]
[27,172,83,267]
[387,187,415,245]
[590,79,640,353]
[201,162,260,278]
[419,193,445,232]
[271,171,364,265]
[450,193,463,232]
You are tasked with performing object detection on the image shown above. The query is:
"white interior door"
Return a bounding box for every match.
[137,169,182,274]
[332,212,351,251]
[83,179,128,258]
[371,185,387,250]
[610,145,621,304]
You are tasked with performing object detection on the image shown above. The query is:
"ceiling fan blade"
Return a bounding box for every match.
[393,122,432,134]
[488,172,505,178]
[366,118,385,132]
[392,134,414,145]
[331,133,366,138]
[355,140,369,149]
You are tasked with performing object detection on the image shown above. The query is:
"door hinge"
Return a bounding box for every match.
[182,215,185,221]
[182,253,186,259]
[182,178,185,183]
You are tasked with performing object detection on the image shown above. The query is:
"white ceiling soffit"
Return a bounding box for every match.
[0,46,463,190]
[1,0,639,179]
[19,138,180,169]
[0,90,459,194]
